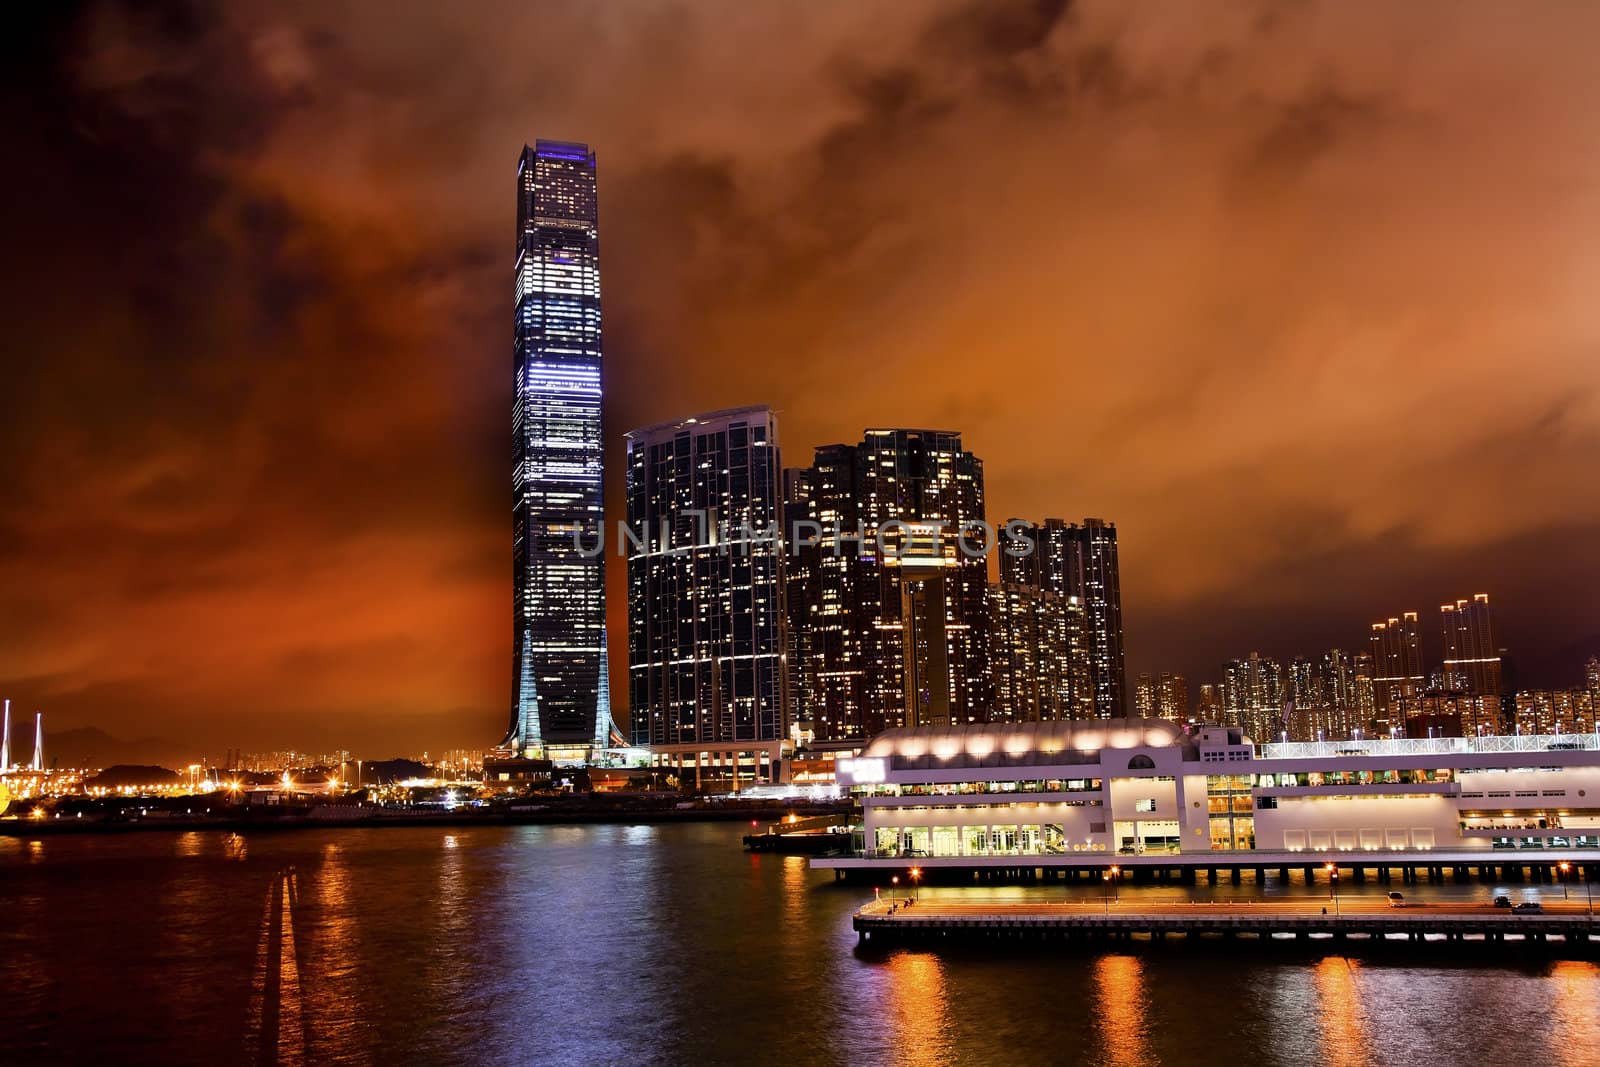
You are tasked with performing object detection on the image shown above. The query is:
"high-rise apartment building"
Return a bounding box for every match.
[1314,648,1359,740]
[1440,594,1502,696]
[991,584,1091,722]
[1002,518,1127,717]
[785,429,988,737]
[1135,672,1188,723]
[1587,655,1600,693]
[783,447,864,740]
[626,407,788,746]
[1222,652,1285,741]
[1351,651,1377,733]
[508,141,608,759]
[1369,613,1424,728]
[1513,689,1597,735]
[1207,648,1371,742]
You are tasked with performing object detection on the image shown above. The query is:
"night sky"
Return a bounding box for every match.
[3,1,1598,755]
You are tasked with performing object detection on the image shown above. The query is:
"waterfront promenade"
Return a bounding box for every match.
[854,896,1600,949]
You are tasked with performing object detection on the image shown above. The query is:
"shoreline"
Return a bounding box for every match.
[0,800,854,837]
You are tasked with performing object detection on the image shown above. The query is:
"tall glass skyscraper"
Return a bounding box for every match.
[508,141,608,759]
[626,407,788,746]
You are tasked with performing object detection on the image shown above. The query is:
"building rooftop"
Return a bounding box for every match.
[624,406,774,440]
[860,718,1189,770]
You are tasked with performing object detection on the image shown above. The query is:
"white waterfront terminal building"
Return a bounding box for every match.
[813,718,1600,874]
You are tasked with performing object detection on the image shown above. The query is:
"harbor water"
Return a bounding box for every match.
[2,822,1596,1065]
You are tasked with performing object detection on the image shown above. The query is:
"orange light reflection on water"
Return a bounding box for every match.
[1313,957,1372,1066]
[1093,955,1154,1067]
[1548,960,1600,1066]
[883,952,952,1067]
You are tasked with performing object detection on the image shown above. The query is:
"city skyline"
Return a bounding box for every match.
[5,3,1600,753]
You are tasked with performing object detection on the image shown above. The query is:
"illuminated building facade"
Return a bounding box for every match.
[785,430,988,738]
[1001,518,1128,717]
[988,583,1091,723]
[1514,689,1598,735]
[1209,648,1383,742]
[626,407,789,746]
[1222,652,1285,742]
[1135,672,1188,724]
[1440,594,1503,696]
[1369,613,1424,728]
[820,719,1600,872]
[509,140,608,759]
[1411,691,1503,736]
[783,446,863,740]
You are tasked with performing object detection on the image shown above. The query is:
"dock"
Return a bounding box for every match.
[743,813,852,854]
[853,898,1600,950]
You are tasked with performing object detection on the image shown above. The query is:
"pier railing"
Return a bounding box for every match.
[1257,732,1600,760]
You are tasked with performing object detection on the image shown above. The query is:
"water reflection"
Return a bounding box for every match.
[883,952,952,1067]
[304,842,365,1063]
[1314,958,1372,1066]
[245,869,307,1067]
[781,856,808,921]
[1547,960,1600,1067]
[1094,955,1154,1066]
[431,831,473,1009]
[175,831,202,858]
[6,825,1599,1065]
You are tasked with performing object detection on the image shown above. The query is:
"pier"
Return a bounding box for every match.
[820,853,1600,886]
[853,898,1600,950]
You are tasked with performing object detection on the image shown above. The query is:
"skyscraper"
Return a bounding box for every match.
[508,141,608,760]
[626,408,788,746]
[1320,648,1358,739]
[1439,594,1503,696]
[1004,518,1128,717]
[785,429,988,737]
[783,448,866,739]
[1135,672,1186,722]
[1135,673,1156,718]
[1352,651,1377,733]
[988,582,1091,723]
[1158,673,1189,722]
[1369,613,1424,728]
[1221,652,1285,741]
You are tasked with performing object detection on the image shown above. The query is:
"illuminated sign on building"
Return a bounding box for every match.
[836,757,887,784]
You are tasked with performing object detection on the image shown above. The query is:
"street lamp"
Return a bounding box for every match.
[1559,862,1571,901]
[1105,865,1121,913]
[1326,863,1340,916]
[910,867,921,901]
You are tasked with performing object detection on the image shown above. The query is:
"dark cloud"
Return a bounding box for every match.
[2,0,1598,753]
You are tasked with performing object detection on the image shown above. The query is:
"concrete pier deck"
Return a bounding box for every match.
[853,897,1600,949]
